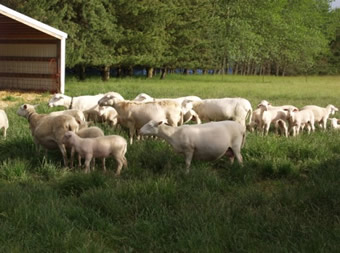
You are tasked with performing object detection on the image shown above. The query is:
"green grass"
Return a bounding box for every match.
[0,74,340,252]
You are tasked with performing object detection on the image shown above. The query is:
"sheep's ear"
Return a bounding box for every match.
[23,104,27,109]
[256,104,261,108]
[158,121,164,126]
[293,108,298,112]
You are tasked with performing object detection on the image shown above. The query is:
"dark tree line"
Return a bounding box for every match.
[3,0,340,80]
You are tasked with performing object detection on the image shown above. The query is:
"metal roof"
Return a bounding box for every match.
[0,4,67,40]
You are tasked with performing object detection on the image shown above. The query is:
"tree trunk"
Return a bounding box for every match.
[101,65,110,81]
[77,64,86,81]
[147,67,154,78]
[160,67,167,79]
[275,63,279,76]
[128,66,133,76]
[183,69,189,75]
[234,64,239,75]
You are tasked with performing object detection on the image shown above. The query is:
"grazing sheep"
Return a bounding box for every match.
[301,105,338,130]
[287,108,315,136]
[97,106,119,127]
[48,93,105,111]
[329,118,340,130]
[98,98,182,144]
[0,109,9,138]
[62,131,128,175]
[17,104,79,166]
[140,120,246,173]
[49,109,86,127]
[183,97,253,127]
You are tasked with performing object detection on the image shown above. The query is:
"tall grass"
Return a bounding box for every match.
[0,74,340,252]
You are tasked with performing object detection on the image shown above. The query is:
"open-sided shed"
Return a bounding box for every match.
[0,4,67,93]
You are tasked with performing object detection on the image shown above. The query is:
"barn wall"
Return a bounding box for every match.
[0,13,61,92]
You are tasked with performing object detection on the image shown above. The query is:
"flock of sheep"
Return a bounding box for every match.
[0,91,339,175]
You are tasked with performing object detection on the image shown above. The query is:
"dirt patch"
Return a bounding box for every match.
[0,91,49,108]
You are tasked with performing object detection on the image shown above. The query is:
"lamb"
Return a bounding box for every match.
[329,118,340,130]
[98,98,182,144]
[133,93,202,125]
[17,104,79,166]
[70,126,105,168]
[183,97,252,127]
[48,93,106,111]
[301,105,338,130]
[62,131,128,175]
[287,108,315,136]
[255,101,290,137]
[97,106,119,128]
[0,109,9,138]
[140,120,246,173]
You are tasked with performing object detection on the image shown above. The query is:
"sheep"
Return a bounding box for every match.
[301,105,338,130]
[49,109,86,127]
[140,120,246,173]
[97,106,119,128]
[98,98,182,144]
[182,97,253,127]
[17,104,79,166]
[69,126,105,168]
[256,101,290,137]
[0,109,9,138]
[133,93,202,104]
[329,118,340,130]
[48,93,106,111]
[286,108,315,136]
[62,131,128,175]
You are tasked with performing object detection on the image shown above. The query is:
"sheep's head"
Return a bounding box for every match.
[328,105,339,115]
[48,94,66,107]
[17,104,36,118]
[140,120,167,136]
[62,131,75,144]
[98,95,118,106]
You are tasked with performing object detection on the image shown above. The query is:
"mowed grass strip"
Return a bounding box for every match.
[0,74,339,252]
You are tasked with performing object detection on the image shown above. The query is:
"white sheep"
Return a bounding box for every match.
[48,93,106,111]
[183,98,253,127]
[0,109,9,138]
[256,101,290,137]
[98,98,182,144]
[287,108,315,136]
[62,131,128,175]
[329,118,340,130]
[97,106,119,127]
[140,120,246,173]
[17,104,79,167]
[49,109,86,127]
[301,105,338,130]
[69,126,105,168]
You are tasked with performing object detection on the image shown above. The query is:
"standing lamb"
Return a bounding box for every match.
[62,131,128,175]
[301,105,338,130]
[140,120,246,173]
[0,109,9,138]
[287,108,315,136]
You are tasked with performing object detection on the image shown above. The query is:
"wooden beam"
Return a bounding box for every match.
[0,72,58,79]
[0,56,57,62]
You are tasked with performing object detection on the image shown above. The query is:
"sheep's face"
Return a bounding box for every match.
[330,105,338,115]
[140,120,165,136]
[62,131,75,144]
[17,104,35,117]
[98,96,115,106]
[48,94,66,107]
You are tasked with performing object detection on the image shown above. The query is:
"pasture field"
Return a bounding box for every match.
[0,74,340,252]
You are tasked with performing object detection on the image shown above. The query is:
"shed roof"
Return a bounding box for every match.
[0,4,67,40]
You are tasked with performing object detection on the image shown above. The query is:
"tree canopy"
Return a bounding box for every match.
[2,0,340,78]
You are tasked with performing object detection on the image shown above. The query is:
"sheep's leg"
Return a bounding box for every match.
[70,147,75,168]
[102,158,106,172]
[84,155,92,173]
[232,146,243,164]
[265,124,270,136]
[322,119,327,130]
[58,143,68,167]
[78,154,82,168]
[184,150,194,174]
[128,126,135,145]
[91,158,96,171]
[114,157,123,176]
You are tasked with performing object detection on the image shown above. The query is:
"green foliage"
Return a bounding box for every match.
[2,0,339,76]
